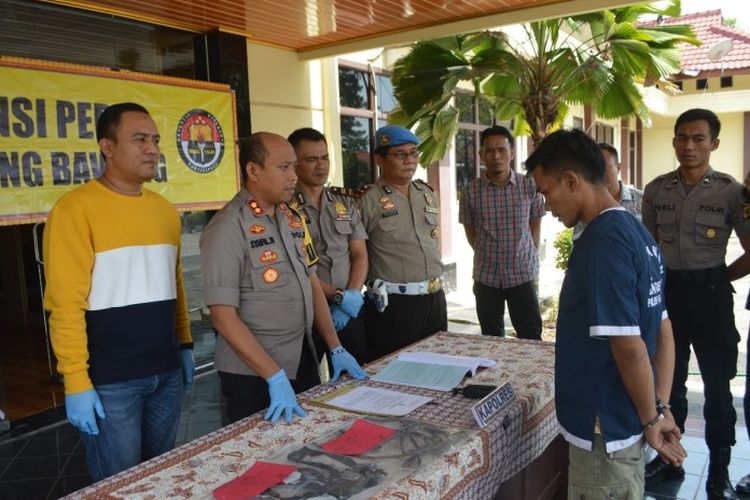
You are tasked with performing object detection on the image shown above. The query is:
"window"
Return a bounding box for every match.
[697,78,708,90]
[338,63,395,188]
[455,92,511,195]
[721,76,733,88]
[594,123,614,145]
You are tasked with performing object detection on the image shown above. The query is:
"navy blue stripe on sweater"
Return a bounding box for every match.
[85,299,180,386]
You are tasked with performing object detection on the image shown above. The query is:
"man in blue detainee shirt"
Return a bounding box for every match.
[526,129,686,498]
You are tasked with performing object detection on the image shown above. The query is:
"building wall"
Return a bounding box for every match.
[642,111,745,185]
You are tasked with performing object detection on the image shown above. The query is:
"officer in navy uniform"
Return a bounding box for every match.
[287,127,369,366]
[358,125,447,362]
[200,132,365,424]
[642,109,750,499]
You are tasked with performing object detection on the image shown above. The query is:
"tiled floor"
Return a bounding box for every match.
[1,311,749,499]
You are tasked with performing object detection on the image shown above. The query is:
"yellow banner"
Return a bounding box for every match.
[0,57,240,225]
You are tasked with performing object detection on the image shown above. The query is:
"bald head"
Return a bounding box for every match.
[239,132,291,183]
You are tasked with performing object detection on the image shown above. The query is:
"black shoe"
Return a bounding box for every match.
[707,447,737,500]
[645,455,685,481]
[736,473,750,494]
[707,476,737,499]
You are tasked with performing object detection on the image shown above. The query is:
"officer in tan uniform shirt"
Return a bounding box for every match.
[200,132,365,424]
[359,125,447,361]
[642,109,750,498]
[288,128,369,365]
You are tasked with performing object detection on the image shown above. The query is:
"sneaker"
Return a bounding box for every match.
[645,455,686,481]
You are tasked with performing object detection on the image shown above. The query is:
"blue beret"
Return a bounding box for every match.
[375,125,420,148]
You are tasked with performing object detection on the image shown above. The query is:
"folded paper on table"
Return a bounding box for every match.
[320,418,396,455]
[397,351,496,376]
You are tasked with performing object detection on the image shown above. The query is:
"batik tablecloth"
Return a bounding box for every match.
[64,333,559,499]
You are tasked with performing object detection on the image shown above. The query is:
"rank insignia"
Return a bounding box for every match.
[247,199,264,216]
[263,267,279,283]
[424,192,433,206]
[289,219,303,229]
[249,224,265,234]
[706,228,716,239]
[431,228,439,239]
[335,202,347,215]
[260,250,277,264]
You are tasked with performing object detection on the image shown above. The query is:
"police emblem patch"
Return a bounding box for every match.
[263,268,279,283]
[176,109,225,174]
[260,250,277,264]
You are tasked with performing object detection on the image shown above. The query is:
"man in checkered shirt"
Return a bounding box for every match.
[459,125,545,339]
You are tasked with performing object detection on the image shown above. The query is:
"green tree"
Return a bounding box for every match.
[389,1,699,165]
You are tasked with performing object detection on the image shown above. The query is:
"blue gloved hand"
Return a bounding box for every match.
[180,348,195,390]
[329,347,367,383]
[264,369,306,423]
[66,388,106,435]
[339,289,364,318]
[330,304,351,331]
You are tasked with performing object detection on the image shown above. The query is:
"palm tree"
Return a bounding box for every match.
[389,1,699,165]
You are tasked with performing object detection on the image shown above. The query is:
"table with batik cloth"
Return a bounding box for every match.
[65,333,560,499]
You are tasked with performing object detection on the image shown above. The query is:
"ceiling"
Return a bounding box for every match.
[44,0,638,58]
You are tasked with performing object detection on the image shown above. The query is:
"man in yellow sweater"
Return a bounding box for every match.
[43,102,194,481]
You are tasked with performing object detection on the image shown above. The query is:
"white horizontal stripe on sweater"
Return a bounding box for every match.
[88,244,177,311]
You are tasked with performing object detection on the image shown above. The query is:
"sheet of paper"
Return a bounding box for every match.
[320,418,396,455]
[323,385,433,416]
[212,461,296,500]
[371,359,469,391]
[398,351,496,376]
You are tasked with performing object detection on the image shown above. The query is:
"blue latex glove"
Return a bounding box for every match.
[264,369,306,423]
[180,349,195,390]
[329,347,367,383]
[330,304,351,331]
[66,388,106,435]
[340,289,364,318]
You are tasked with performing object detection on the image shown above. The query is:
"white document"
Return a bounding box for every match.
[397,351,496,376]
[324,386,433,416]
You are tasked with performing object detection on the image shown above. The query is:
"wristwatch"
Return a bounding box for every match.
[332,289,344,305]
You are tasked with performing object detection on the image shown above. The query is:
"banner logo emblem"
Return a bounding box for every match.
[176,109,225,173]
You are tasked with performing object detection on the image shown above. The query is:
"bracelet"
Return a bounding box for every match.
[641,412,664,430]
[330,346,346,356]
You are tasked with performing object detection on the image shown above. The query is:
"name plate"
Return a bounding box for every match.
[471,382,516,428]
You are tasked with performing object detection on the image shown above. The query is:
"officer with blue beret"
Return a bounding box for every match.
[358,125,447,361]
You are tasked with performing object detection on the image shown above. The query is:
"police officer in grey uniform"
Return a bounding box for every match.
[359,125,447,362]
[287,127,369,365]
[643,109,750,499]
[200,132,365,424]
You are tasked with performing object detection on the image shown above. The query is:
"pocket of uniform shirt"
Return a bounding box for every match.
[424,212,438,226]
[695,211,726,245]
[378,217,399,232]
[247,246,289,289]
[334,220,353,235]
[655,210,676,242]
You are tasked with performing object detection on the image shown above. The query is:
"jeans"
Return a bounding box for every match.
[473,280,542,339]
[82,369,183,481]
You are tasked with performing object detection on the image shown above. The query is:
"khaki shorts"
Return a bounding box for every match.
[568,435,645,500]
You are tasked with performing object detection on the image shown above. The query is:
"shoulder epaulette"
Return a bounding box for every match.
[712,171,737,183]
[414,179,435,191]
[329,186,357,197]
[353,184,373,199]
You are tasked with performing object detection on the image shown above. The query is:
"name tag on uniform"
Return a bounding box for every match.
[382,210,398,218]
[425,207,439,214]
[335,214,352,221]
[471,382,515,428]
